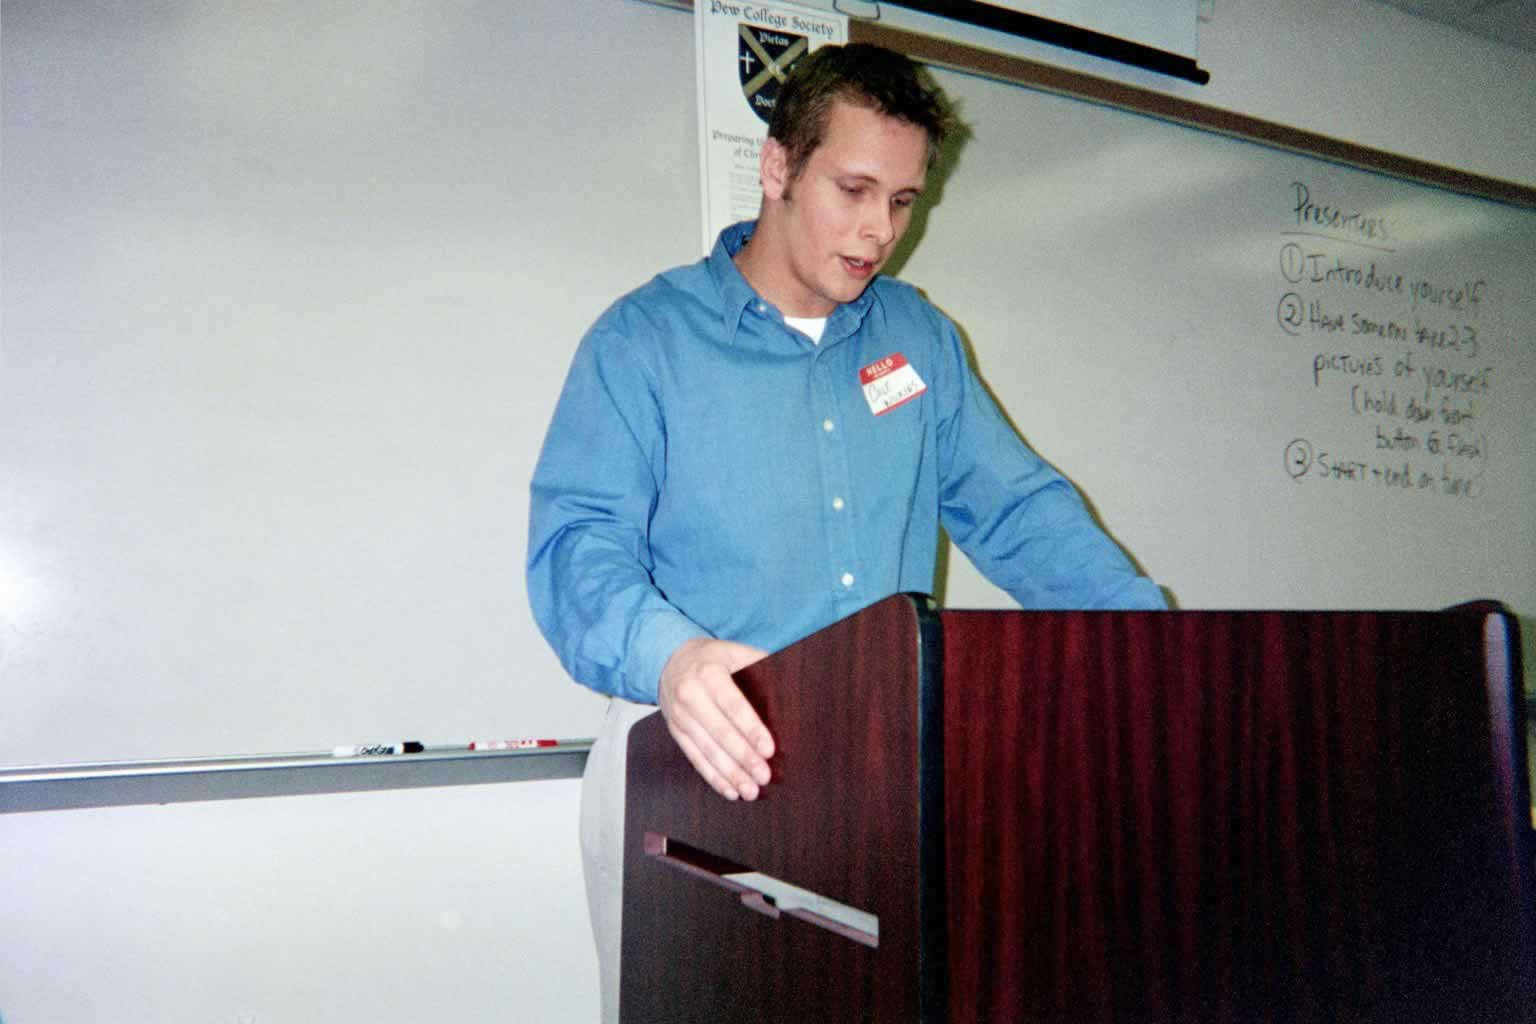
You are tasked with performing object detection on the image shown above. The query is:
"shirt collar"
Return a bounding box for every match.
[709,220,876,347]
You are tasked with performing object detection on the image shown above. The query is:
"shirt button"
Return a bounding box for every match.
[756,302,767,313]
[831,497,845,511]
[822,419,835,433]
[841,573,855,587]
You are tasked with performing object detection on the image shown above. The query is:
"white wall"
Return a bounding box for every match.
[1,1,1530,1021]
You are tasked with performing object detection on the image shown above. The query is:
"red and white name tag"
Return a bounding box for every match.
[859,353,927,416]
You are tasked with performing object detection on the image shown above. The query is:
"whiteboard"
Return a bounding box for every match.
[3,0,1532,769]
[0,0,697,765]
[909,65,1536,639]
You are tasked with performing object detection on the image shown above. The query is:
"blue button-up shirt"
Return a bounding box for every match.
[527,221,1164,703]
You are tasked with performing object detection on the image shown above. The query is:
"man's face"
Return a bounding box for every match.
[760,98,929,317]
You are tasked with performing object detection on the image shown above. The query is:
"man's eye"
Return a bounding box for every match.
[893,195,914,208]
[840,183,864,195]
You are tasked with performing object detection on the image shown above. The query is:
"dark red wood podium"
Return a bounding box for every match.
[621,596,1534,1022]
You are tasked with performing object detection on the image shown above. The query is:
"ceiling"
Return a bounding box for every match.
[1374,0,1536,52]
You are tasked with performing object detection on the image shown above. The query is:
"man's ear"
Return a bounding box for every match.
[760,137,790,202]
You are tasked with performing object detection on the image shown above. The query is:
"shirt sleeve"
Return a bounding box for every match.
[929,312,1167,611]
[526,316,712,703]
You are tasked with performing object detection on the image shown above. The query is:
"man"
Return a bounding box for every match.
[527,43,1164,1021]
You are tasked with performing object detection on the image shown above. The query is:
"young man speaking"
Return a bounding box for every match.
[527,43,1164,1020]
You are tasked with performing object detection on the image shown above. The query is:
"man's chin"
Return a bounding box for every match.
[831,273,879,304]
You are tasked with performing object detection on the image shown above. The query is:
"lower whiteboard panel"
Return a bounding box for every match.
[0,778,597,1024]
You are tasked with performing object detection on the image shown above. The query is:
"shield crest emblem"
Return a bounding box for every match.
[738,23,809,125]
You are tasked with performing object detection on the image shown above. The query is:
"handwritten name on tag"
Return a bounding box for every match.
[859,353,927,416]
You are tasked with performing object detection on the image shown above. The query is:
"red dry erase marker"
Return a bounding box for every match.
[469,739,558,751]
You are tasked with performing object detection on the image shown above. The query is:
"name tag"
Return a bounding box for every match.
[859,353,927,416]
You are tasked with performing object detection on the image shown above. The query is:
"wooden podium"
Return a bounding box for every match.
[621,596,1534,1022]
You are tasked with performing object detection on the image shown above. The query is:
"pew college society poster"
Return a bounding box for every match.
[694,1,846,250]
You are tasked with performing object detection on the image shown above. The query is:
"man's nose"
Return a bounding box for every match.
[862,198,896,246]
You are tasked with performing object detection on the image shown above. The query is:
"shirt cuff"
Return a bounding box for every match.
[626,609,713,704]
[1114,577,1170,610]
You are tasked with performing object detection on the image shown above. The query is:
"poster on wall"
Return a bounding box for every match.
[694,1,847,252]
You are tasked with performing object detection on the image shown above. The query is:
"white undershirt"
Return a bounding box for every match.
[784,314,828,344]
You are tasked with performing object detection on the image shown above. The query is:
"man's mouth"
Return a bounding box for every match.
[842,255,876,277]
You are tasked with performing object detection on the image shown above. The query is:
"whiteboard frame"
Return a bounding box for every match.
[854,20,1536,209]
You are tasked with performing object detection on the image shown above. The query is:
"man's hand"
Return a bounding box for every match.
[657,637,773,800]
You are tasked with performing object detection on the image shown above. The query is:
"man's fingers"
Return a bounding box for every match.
[672,668,769,792]
[658,637,776,800]
[668,713,761,800]
[669,729,747,801]
[692,663,772,781]
[709,671,775,761]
